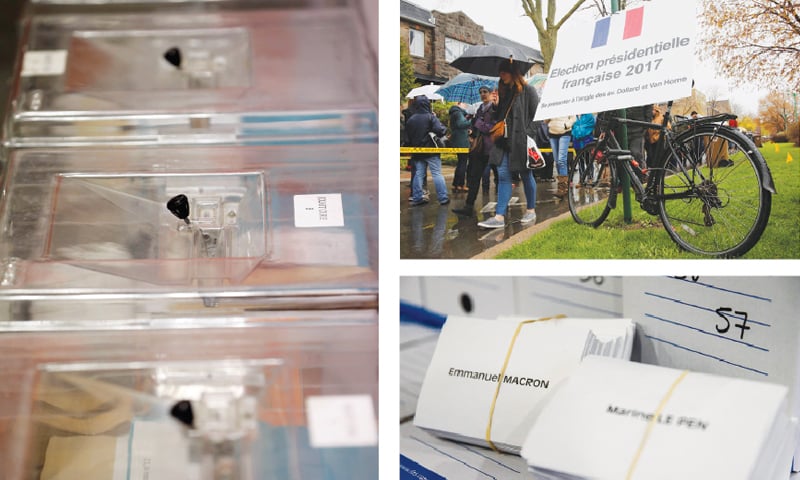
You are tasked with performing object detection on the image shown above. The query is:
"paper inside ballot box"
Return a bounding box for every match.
[414,316,634,453]
[521,356,795,480]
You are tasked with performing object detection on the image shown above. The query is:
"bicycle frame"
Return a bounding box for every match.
[600,102,776,195]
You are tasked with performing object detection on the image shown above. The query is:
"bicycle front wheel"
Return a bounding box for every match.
[658,125,772,257]
[568,141,616,227]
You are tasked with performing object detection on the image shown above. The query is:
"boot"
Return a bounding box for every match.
[554,175,568,199]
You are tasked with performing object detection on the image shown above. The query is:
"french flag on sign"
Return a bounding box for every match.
[591,6,644,48]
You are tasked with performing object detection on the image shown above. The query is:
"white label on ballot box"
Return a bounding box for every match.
[414,316,619,452]
[306,395,378,448]
[293,193,345,227]
[21,50,68,76]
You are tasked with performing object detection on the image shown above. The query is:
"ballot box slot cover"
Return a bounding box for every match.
[40,171,267,286]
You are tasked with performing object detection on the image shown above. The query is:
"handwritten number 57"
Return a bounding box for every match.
[715,307,751,340]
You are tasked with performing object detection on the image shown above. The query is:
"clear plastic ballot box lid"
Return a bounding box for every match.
[0,313,378,479]
[0,143,376,319]
[5,0,377,147]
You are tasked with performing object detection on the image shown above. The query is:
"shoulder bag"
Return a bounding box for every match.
[489,92,518,142]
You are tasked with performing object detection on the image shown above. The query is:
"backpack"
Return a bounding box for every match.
[427,131,448,148]
[571,114,596,140]
[424,113,448,148]
[647,106,670,144]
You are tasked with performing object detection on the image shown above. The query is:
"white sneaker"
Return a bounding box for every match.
[478,217,505,229]
[521,211,537,224]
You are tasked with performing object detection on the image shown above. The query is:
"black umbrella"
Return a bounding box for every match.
[450,44,535,76]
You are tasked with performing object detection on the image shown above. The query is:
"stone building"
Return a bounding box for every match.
[400,0,544,85]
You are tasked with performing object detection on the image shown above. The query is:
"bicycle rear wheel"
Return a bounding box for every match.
[568,141,616,227]
[657,124,772,257]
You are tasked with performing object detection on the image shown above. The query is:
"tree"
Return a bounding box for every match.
[758,91,794,135]
[400,38,417,103]
[737,115,758,132]
[700,0,800,91]
[521,0,589,72]
[522,1,652,72]
[787,118,799,146]
[703,85,725,116]
[584,0,645,17]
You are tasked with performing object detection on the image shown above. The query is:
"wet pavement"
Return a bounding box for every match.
[400,166,572,259]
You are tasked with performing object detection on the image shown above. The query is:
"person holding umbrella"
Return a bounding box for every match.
[477,58,539,229]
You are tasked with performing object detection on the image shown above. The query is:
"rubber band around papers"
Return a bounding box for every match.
[625,369,689,479]
[485,314,566,452]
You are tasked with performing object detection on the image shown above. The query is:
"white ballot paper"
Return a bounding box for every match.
[414,316,635,454]
[522,356,795,480]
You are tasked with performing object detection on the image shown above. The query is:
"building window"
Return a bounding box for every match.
[445,37,471,63]
[409,29,425,57]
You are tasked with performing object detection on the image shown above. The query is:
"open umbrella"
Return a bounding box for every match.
[406,84,443,101]
[450,44,535,76]
[435,73,498,104]
[528,73,548,96]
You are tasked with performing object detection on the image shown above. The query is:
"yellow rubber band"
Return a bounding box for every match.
[485,314,566,452]
[625,369,689,479]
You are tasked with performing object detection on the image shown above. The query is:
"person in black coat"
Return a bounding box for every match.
[477,59,539,229]
[448,104,472,191]
[453,86,497,217]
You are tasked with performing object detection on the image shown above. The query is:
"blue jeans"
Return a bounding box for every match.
[496,151,536,216]
[550,135,571,176]
[412,156,448,203]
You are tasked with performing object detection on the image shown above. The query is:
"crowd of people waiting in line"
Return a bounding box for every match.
[401,61,685,230]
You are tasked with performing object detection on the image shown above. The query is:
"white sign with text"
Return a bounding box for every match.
[535,0,696,120]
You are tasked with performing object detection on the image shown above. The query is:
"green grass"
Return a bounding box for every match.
[497,142,800,259]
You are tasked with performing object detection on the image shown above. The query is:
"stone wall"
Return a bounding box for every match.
[432,11,484,80]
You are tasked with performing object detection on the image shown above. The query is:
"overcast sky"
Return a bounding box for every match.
[406,0,764,116]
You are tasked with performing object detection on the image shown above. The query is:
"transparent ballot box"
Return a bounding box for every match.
[0,314,378,479]
[0,143,377,319]
[5,2,377,147]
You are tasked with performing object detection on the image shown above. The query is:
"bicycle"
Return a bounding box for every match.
[567,101,775,258]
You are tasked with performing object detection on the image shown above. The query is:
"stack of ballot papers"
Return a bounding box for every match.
[414,315,635,454]
[521,356,796,480]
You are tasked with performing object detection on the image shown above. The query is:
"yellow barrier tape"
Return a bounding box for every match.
[400,147,469,154]
[485,314,566,452]
[625,370,690,479]
[399,148,574,155]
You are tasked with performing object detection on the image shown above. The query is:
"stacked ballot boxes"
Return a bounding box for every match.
[0,1,377,478]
